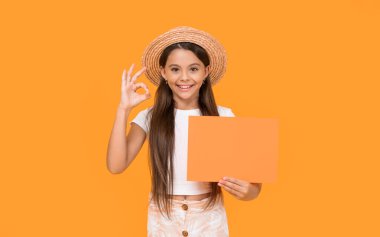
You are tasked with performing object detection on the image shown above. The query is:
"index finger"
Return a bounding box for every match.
[131,66,147,83]
[222,176,248,187]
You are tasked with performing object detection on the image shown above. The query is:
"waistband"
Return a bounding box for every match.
[148,192,223,209]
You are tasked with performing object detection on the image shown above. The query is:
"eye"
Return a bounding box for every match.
[171,68,179,72]
[190,67,199,71]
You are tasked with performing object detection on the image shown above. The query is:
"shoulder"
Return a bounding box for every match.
[130,106,154,133]
[131,106,153,122]
[217,105,235,117]
[136,106,153,116]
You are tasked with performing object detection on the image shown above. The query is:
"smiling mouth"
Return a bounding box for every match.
[176,84,194,90]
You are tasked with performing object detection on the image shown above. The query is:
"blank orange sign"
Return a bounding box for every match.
[187,116,279,183]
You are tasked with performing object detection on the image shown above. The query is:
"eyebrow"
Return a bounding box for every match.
[168,63,201,67]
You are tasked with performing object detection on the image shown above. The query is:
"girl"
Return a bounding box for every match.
[106,26,262,237]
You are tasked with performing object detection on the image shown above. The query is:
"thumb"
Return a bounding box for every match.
[142,91,151,101]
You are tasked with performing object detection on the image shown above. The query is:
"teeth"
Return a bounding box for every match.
[178,85,192,89]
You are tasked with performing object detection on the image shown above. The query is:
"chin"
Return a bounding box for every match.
[176,94,195,100]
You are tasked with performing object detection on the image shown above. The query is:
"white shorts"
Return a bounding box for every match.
[147,193,229,237]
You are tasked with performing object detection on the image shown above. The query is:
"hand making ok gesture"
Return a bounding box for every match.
[119,63,151,111]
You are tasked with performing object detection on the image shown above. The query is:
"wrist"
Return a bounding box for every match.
[117,104,133,113]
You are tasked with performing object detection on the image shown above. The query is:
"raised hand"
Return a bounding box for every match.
[119,64,151,110]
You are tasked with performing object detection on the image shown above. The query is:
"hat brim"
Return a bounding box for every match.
[141,26,227,87]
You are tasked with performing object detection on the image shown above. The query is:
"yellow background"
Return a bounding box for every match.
[1,0,379,236]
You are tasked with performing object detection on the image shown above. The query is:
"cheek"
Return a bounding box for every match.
[165,71,178,78]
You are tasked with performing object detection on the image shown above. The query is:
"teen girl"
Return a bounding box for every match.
[106,26,262,237]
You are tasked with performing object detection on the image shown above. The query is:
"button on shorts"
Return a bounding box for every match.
[147,193,229,237]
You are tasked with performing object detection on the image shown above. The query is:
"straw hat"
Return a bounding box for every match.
[141,26,227,87]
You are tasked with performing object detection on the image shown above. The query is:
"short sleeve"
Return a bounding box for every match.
[129,107,152,133]
[218,106,236,117]
[223,108,235,117]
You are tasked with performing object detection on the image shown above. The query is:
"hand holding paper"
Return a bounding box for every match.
[217,176,262,201]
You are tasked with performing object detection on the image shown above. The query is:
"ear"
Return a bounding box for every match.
[160,66,166,79]
[205,65,210,78]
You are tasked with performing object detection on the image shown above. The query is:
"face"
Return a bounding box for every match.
[160,48,210,107]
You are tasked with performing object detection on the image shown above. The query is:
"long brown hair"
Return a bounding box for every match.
[147,42,223,219]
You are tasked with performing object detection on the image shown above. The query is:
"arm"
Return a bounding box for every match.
[106,64,150,174]
[106,106,147,174]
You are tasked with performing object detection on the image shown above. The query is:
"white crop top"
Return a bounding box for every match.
[130,105,235,195]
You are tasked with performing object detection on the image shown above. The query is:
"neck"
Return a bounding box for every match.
[173,98,199,110]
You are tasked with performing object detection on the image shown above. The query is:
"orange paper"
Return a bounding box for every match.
[187,116,279,183]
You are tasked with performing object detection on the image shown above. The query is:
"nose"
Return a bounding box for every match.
[180,71,190,81]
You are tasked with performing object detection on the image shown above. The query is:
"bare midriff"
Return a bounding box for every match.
[171,192,211,201]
